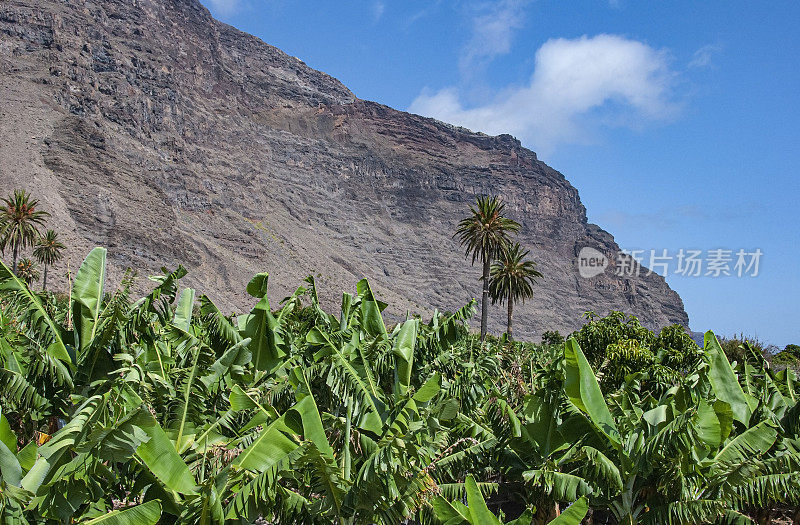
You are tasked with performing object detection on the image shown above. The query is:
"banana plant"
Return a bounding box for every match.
[293,284,453,524]
[431,474,588,525]
[1,245,797,524]
[558,334,800,524]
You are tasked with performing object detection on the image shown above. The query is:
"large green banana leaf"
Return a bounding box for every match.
[711,420,778,475]
[465,474,503,525]
[0,440,22,487]
[201,337,252,389]
[71,247,107,354]
[0,259,71,364]
[520,394,567,458]
[232,410,299,472]
[431,495,471,525]
[287,372,335,459]
[704,331,752,425]
[695,399,733,449]
[392,318,418,394]
[356,279,387,339]
[83,500,161,525]
[307,327,385,435]
[20,456,49,493]
[130,408,198,495]
[241,273,285,372]
[0,409,17,453]
[172,287,195,332]
[15,441,36,472]
[548,497,589,525]
[564,338,621,446]
[434,475,587,525]
[522,470,593,501]
[199,295,243,345]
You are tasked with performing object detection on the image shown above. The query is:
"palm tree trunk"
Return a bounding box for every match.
[480,259,490,341]
[42,263,48,291]
[12,245,18,275]
[507,298,514,341]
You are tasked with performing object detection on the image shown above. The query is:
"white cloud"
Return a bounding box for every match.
[459,0,529,78]
[408,34,679,155]
[404,1,444,28]
[207,0,240,16]
[371,1,386,22]
[689,43,723,68]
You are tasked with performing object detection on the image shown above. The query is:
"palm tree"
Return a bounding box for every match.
[15,257,39,286]
[488,242,542,341]
[0,190,50,273]
[455,195,520,341]
[33,230,65,291]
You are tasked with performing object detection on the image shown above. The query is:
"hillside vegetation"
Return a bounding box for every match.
[0,247,798,524]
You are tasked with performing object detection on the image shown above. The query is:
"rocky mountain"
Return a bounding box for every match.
[0,0,688,338]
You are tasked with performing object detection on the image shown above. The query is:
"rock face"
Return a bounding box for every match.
[0,0,688,337]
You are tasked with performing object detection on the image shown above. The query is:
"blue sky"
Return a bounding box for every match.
[201,0,800,347]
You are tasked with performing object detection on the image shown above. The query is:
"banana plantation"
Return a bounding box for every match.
[0,247,798,524]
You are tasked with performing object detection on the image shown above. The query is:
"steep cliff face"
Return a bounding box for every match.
[0,0,688,336]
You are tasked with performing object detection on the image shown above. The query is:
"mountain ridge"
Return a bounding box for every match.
[0,0,688,337]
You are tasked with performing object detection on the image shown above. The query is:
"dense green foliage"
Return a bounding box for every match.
[0,248,798,524]
[569,311,703,392]
[774,345,800,370]
[718,336,800,376]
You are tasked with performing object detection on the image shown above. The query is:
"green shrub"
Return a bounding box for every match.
[569,311,660,366]
[652,324,702,371]
[569,311,699,391]
[540,330,564,346]
[603,338,656,384]
[773,351,799,365]
[772,344,800,373]
[718,334,768,364]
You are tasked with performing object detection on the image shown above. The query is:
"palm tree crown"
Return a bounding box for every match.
[488,242,542,341]
[455,196,520,265]
[15,257,39,285]
[455,195,520,341]
[0,190,50,270]
[33,230,65,291]
[488,242,542,306]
